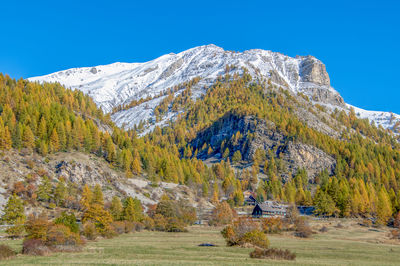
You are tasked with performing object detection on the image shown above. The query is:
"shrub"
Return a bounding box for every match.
[111,221,126,234]
[132,222,144,232]
[319,226,329,233]
[361,219,373,227]
[153,214,167,231]
[0,244,16,260]
[209,201,237,226]
[142,216,155,230]
[46,224,81,247]
[82,222,98,240]
[165,218,187,232]
[124,221,135,233]
[250,248,296,260]
[26,160,35,169]
[294,218,312,238]
[25,213,51,240]
[394,212,400,229]
[261,217,283,233]
[22,239,51,256]
[221,225,238,246]
[6,218,25,237]
[54,212,79,233]
[390,230,400,240]
[221,218,267,248]
[242,230,270,249]
[335,223,344,228]
[285,205,300,224]
[101,226,117,239]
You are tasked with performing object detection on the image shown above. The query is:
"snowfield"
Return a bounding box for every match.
[28,44,400,133]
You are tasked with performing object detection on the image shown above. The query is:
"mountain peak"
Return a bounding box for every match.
[28,45,400,133]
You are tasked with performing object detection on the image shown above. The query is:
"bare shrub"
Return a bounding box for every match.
[111,221,126,234]
[124,221,135,233]
[294,218,312,238]
[250,248,296,260]
[319,226,329,233]
[0,244,16,260]
[360,219,372,227]
[22,239,51,256]
[133,222,144,232]
[335,223,344,228]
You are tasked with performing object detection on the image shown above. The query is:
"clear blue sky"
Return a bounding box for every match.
[1,0,399,113]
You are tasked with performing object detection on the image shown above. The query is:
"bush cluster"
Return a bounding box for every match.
[23,213,83,255]
[0,244,16,260]
[250,248,296,260]
[221,217,269,248]
[147,198,196,232]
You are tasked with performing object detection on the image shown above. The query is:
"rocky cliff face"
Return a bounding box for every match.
[192,114,335,181]
[299,56,330,86]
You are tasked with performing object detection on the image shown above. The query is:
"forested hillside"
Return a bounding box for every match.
[1,70,400,225]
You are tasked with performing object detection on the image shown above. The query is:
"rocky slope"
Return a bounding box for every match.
[0,151,212,217]
[28,45,400,133]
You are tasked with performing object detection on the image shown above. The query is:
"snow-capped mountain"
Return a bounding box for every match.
[28,44,400,133]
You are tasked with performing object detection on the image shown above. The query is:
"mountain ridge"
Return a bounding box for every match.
[28,44,400,133]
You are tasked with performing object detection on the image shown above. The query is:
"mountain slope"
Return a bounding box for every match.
[28,44,400,133]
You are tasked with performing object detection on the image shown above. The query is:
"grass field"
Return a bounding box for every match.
[0,219,400,265]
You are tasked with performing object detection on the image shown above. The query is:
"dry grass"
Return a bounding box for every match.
[0,219,399,265]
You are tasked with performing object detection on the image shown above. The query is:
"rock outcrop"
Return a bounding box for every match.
[299,56,330,86]
[193,113,335,180]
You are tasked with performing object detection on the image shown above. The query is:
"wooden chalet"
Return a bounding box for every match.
[251,201,288,218]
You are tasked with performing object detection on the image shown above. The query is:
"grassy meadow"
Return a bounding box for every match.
[0,219,400,265]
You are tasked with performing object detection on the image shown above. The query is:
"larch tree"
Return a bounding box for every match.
[49,127,60,152]
[376,187,392,225]
[110,196,123,221]
[22,125,35,151]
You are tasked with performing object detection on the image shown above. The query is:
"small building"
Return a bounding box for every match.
[243,191,257,206]
[252,201,288,218]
